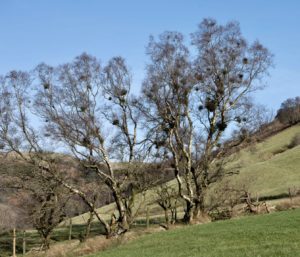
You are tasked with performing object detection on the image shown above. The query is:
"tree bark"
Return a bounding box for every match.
[12,228,16,257]
[84,211,94,240]
[183,201,194,223]
[112,190,129,231]
[164,209,170,229]
[193,194,206,220]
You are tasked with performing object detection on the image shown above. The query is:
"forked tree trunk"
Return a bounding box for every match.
[43,234,51,250]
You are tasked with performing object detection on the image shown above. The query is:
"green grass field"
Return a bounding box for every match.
[87,209,300,257]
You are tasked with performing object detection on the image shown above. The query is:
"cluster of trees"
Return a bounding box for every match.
[0,19,273,246]
[276,96,300,125]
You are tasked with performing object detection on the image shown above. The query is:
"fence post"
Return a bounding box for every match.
[288,188,293,204]
[23,230,26,255]
[146,207,150,229]
[13,228,16,257]
[69,218,73,240]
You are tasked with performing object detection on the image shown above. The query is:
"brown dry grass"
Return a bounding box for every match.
[25,198,300,257]
[25,226,168,257]
[274,196,300,211]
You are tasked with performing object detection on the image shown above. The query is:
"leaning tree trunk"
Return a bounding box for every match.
[111,189,129,234]
[84,211,94,241]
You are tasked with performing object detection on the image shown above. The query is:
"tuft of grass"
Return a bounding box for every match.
[87,209,300,257]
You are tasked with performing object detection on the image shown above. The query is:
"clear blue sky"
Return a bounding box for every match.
[1,0,299,111]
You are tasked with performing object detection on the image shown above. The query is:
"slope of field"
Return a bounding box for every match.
[87,209,300,257]
[223,124,300,197]
[72,124,300,224]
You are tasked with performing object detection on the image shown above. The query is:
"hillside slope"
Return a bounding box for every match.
[72,124,300,224]
[223,124,300,196]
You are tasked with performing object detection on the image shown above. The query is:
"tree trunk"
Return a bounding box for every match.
[192,202,201,220]
[171,207,177,224]
[164,209,170,229]
[192,193,207,221]
[84,211,94,240]
[112,190,129,231]
[43,234,51,250]
[183,201,194,223]
[172,200,178,224]
[12,228,16,257]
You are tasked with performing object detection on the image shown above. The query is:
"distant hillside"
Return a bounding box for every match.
[223,124,300,197]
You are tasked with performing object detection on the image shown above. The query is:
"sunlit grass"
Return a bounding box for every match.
[88,209,300,257]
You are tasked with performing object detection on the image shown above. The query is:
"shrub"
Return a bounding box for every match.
[276,96,300,124]
[288,133,300,149]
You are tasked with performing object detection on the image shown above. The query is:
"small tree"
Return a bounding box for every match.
[28,181,70,249]
[0,70,111,236]
[34,54,149,235]
[156,184,179,228]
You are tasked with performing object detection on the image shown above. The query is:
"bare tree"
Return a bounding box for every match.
[139,19,273,223]
[0,158,70,249]
[34,54,149,235]
[28,180,70,249]
[0,70,111,236]
[156,184,179,228]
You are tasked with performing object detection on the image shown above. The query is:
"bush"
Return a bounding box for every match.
[209,208,232,221]
[276,96,300,125]
[288,133,300,149]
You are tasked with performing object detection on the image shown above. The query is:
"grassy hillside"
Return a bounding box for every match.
[223,124,300,197]
[87,209,300,257]
[73,124,300,224]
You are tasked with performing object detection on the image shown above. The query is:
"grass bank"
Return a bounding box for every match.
[88,209,300,257]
